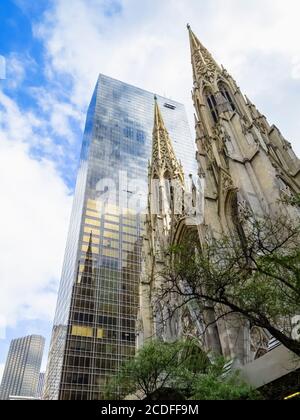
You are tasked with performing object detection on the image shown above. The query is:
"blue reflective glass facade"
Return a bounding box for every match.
[44,75,197,400]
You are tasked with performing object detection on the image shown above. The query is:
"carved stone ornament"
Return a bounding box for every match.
[221,170,234,193]
[237,197,252,223]
[280,184,292,199]
[213,123,226,140]
[240,116,251,135]
[204,140,215,164]
[221,67,229,79]
[194,51,217,84]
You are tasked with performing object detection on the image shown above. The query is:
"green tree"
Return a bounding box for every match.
[190,359,261,400]
[158,205,300,356]
[104,340,260,400]
[105,340,208,400]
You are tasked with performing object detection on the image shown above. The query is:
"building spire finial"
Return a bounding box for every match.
[151,100,184,183]
[188,26,221,83]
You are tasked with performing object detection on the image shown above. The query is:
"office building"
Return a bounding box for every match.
[0,335,45,400]
[44,74,197,400]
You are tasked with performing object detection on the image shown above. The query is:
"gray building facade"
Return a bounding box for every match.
[36,372,45,399]
[0,335,45,400]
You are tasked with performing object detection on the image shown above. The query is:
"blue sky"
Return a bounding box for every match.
[0,0,83,188]
[0,0,300,378]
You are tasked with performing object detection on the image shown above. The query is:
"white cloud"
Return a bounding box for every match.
[1,0,299,353]
[2,53,84,166]
[29,87,84,139]
[0,315,6,340]
[0,90,72,330]
[5,53,37,90]
[0,55,6,80]
[35,0,300,154]
[291,55,300,80]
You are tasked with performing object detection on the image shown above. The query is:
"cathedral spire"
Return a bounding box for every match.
[86,231,93,257]
[151,96,184,183]
[187,24,221,84]
[153,95,166,141]
[77,232,94,285]
[83,232,94,275]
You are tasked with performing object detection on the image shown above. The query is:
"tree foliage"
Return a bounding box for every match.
[191,371,260,400]
[158,206,300,356]
[104,340,260,400]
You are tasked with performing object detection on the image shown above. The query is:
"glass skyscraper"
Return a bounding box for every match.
[44,74,197,400]
[0,335,45,400]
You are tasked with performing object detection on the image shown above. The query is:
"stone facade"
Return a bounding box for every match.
[137,26,300,367]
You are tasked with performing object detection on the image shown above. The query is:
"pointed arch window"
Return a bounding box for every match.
[170,185,175,211]
[218,82,236,112]
[159,185,163,214]
[205,91,219,123]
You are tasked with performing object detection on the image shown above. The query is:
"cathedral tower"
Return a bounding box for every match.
[138,97,187,345]
[187,24,300,364]
[138,26,300,367]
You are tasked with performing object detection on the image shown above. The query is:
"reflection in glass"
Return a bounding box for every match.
[44,74,197,400]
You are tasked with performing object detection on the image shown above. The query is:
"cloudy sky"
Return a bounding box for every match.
[0,0,299,381]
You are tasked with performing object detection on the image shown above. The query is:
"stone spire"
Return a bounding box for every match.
[151,96,184,183]
[187,24,221,85]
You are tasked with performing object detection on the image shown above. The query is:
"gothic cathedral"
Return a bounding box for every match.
[137,26,300,367]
